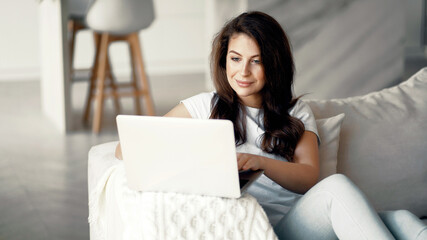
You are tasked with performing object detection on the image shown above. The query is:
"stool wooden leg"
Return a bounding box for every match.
[92,33,110,133]
[83,32,101,123]
[106,59,121,115]
[68,20,76,78]
[129,47,142,115]
[128,33,155,116]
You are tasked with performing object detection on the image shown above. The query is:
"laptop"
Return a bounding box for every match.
[116,115,263,198]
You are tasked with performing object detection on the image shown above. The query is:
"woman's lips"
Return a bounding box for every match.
[236,79,253,87]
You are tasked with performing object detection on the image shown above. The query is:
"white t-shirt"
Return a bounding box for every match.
[181,92,319,226]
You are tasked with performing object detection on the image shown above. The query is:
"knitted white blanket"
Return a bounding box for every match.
[88,163,277,240]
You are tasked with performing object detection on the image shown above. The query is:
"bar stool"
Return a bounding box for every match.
[85,0,156,133]
[68,0,121,124]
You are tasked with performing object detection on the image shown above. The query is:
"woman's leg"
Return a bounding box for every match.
[274,174,394,240]
[379,210,427,240]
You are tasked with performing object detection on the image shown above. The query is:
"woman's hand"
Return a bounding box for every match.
[236,131,319,194]
[237,153,265,171]
[115,143,123,160]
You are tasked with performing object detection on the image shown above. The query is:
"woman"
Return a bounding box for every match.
[116,11,420,239]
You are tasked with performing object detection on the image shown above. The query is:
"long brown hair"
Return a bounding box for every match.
[209,11,304,161]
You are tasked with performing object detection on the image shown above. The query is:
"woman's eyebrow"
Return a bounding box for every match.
[229,50,242,56]
[228,50,260,58]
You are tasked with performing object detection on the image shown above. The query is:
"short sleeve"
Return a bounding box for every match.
[180,92,215,119]
[289,100,320,142]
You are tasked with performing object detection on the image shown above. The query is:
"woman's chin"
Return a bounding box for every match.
[235,90,252,99]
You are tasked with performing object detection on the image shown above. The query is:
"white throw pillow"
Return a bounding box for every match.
[316,113,345,180]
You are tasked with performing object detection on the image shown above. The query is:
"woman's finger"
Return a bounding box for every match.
[237,153,247,170]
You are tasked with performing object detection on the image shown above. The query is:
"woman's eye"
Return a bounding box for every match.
[252,59,261,64]
[231,57,240,62]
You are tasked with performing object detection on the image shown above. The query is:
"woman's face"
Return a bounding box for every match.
[226,33,265,108]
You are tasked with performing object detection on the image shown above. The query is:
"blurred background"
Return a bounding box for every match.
[1,0,426,239]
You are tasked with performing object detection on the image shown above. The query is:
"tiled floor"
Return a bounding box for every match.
[0,55,426,239]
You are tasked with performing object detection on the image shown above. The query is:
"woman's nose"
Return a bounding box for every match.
[240,61,250,76]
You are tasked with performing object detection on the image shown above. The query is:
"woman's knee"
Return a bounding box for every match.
[309,173,369,201]
[380,210,413,220]
[316,174,353,190]
[379,210,424,226]
[379,210,427,240]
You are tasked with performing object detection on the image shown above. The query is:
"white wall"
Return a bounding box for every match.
[0,0,425,82]
[0,0,40,81]
[0,0,206,82]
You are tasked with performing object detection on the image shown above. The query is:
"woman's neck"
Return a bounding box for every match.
[240,95,262,109]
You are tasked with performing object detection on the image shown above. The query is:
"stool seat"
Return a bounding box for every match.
[86,0,155,35]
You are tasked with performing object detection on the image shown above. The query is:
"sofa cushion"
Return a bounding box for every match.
[304,68,427,217]
[316,113,345,180]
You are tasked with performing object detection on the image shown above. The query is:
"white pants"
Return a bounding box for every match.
[274,174,427,240]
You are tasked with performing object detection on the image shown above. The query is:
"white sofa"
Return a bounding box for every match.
[305,67,427,218]
[88,68,427,238]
